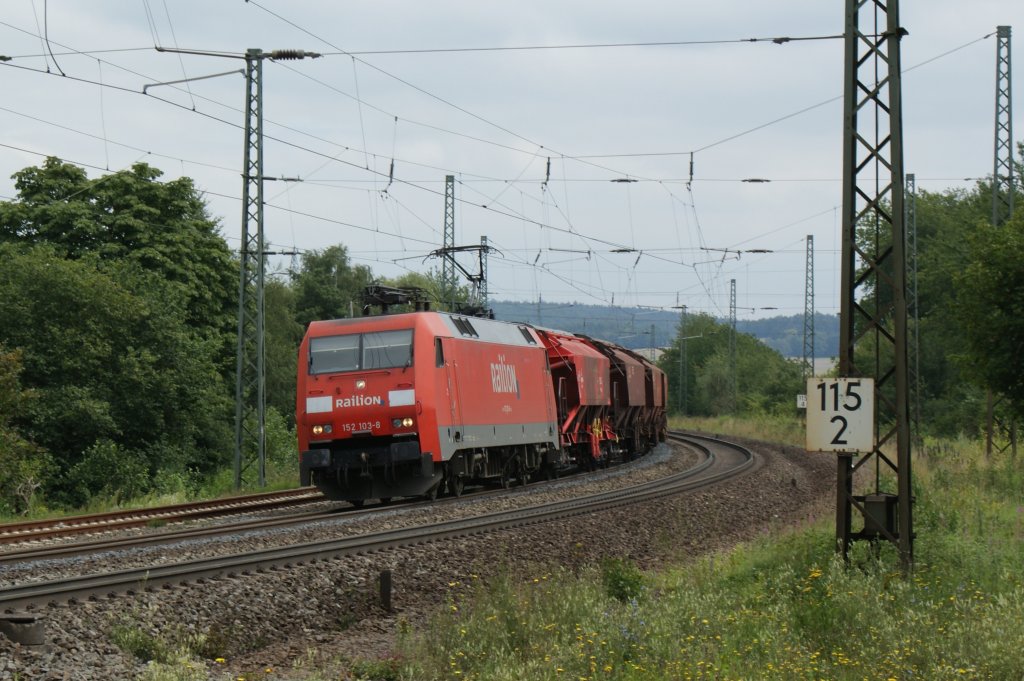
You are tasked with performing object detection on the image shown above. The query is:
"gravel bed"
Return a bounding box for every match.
[0,438,834,680]
[0,446,690,589]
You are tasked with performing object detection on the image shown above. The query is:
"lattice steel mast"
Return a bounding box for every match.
[803,235,815,380]
[479,235,489,307]
[442,175,457,310]
[234,49,266,490]
[993,26,1014,228]
[729,279,737,412]
[837,0,913,568]
[906,173,922,445]
[234,48,318,489]
[986,25,1016,457]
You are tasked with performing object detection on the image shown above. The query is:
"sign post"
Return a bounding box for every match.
[806,378,874,453]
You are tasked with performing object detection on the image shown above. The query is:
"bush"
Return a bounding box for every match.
[265,406,299,485]
[600,557,647,602]
[66,439,150,505]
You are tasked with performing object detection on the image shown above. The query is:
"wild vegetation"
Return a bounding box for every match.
[393,419,1024,680]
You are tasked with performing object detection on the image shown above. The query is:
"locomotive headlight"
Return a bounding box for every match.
[402,417,414,427]
[392,418,402,428]
[312,425,324,435]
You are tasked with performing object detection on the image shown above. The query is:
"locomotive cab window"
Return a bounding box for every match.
[309,335,360,374]
[309,329,413,374]
[363,329,413,370]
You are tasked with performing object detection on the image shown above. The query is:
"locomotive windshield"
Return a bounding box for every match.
[309,329,413,374]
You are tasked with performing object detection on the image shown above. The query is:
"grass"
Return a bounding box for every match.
[394,422,1024,680]
[675,413,805,447]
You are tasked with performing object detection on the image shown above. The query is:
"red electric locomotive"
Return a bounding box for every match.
[297,296,668,504]
[297,311,564,503]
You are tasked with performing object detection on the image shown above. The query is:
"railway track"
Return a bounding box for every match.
[0,457,595,564]
[0,443,651,564]
[0,432,752,613]
[0,487,323,545]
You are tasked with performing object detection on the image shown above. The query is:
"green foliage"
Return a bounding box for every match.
[149,467,201,499]
[111,622,175,663]
[0,243,232,504]
[0,158,238,506]
[109,609,209,681]
[292,245,374,326]
[659,312,802,417]
[0,346,53,515]
[955,214,1024,416]
[265,406,299,484]
[0,158,236,346]
[891,152,1024,436]
[265,279,303,421]
[600,557,647,603]
[67,439,150,504]
[382,267,472,313]
[349,657,403,681]
[678,414,805,447]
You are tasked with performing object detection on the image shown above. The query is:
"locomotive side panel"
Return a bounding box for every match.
[434,330,558,461]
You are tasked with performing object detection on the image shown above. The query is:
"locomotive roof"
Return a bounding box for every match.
[306,310,543,348]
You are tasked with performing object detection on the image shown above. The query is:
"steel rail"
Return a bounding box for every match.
[0,434,752,612]
[0,445,638,563]
[0,488,322,545]
[0,457,594,563]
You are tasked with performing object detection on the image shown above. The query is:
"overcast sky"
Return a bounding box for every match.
[1,1,1020,320]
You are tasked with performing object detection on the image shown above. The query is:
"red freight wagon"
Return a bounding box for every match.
[631,352,668,448]
[586,336,649,456]
[297,312,560,503]
[534,329,615,466]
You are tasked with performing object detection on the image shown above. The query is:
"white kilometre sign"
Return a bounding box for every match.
[806,378,875,452]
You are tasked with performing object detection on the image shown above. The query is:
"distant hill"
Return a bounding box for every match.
[737,313,839,360]
[489,301,839,360]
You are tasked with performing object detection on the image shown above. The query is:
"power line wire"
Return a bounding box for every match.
[329,33,844,55]
[2,19,997,309]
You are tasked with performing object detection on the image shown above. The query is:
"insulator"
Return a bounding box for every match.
[269,49,309,60]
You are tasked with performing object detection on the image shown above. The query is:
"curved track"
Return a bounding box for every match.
[0,455,608,564]
[0,432,752,612]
